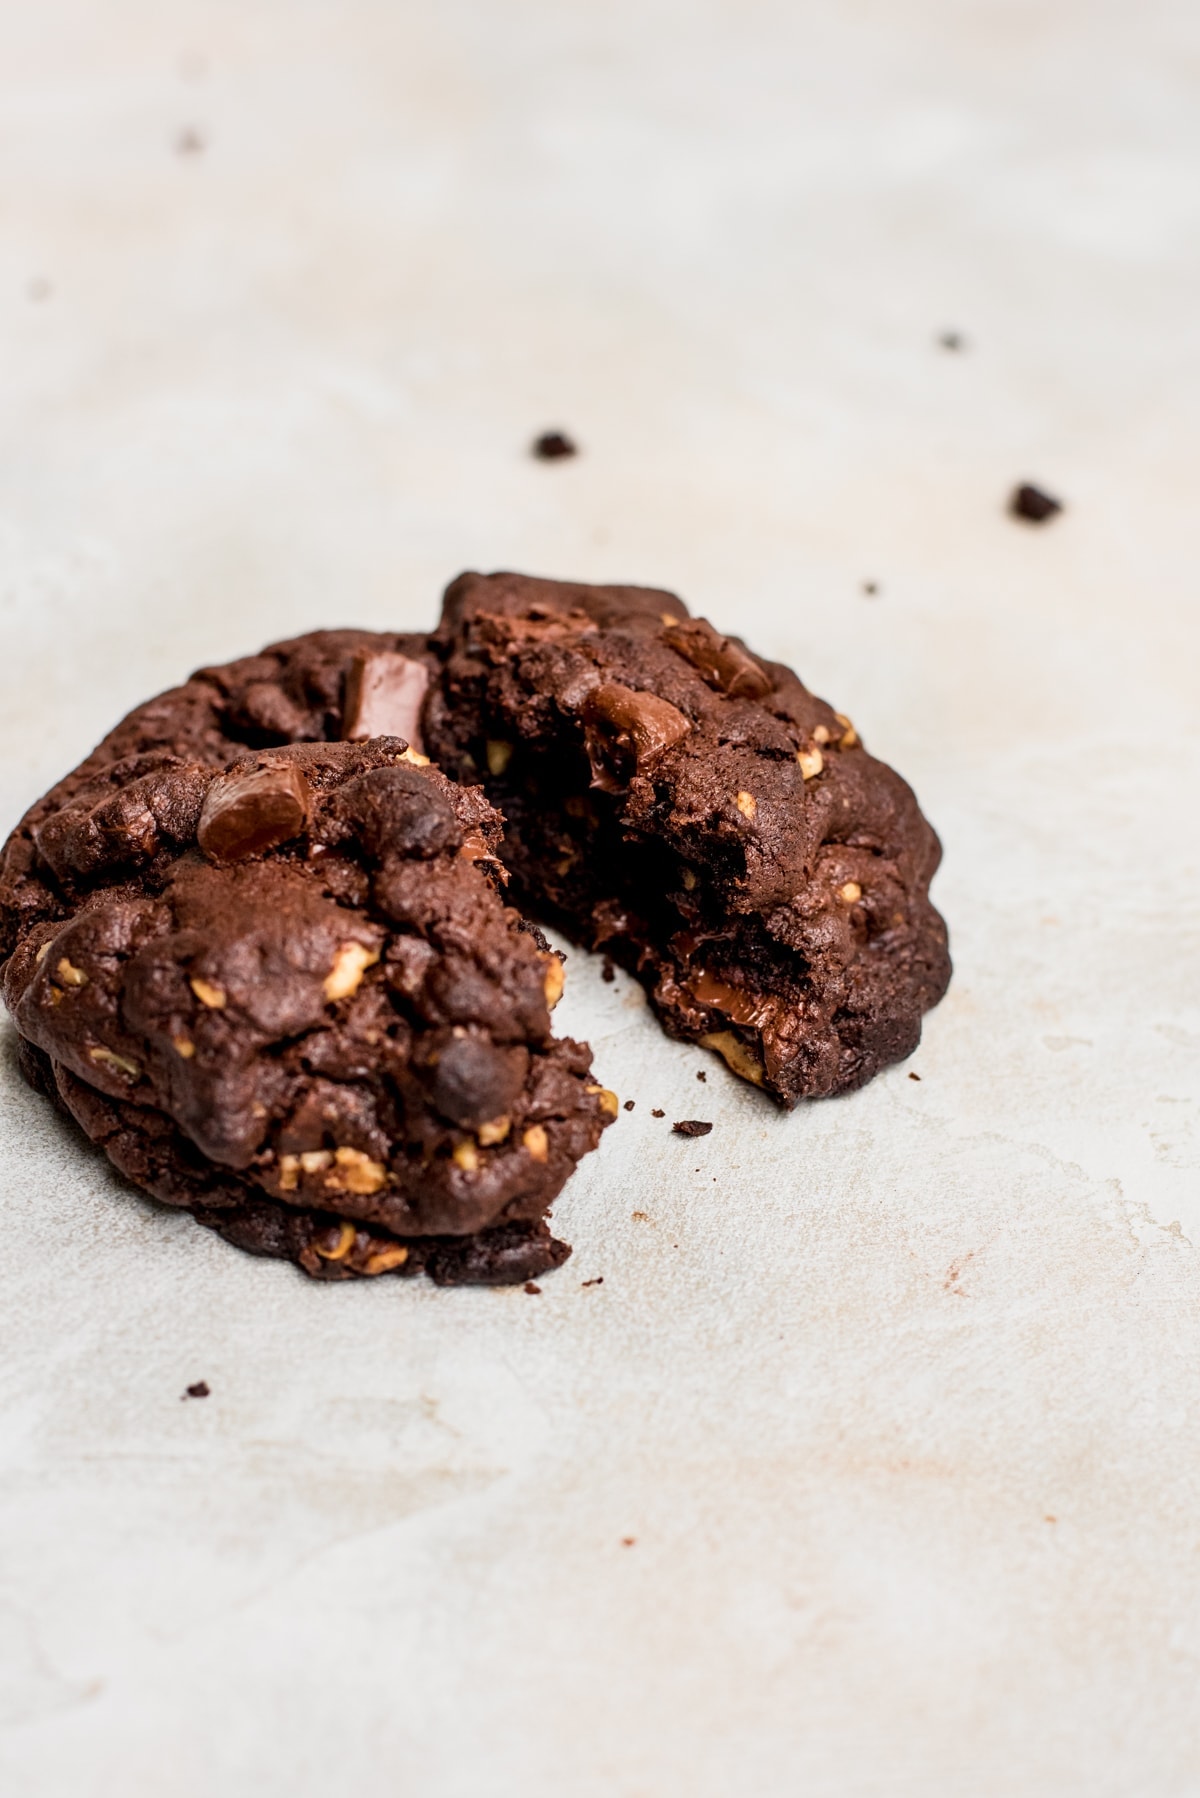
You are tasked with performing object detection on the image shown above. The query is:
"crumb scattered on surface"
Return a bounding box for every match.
[601,955,616,983]
[909,1071,921,1081]
[532,430,577,461]
[862,580,879,596]
[621,1537,636,1547]
[673,1119,713,1137]
[176,126,206,155]
[696,1070,707,1081]
[183,1381,210,1400]
[581,1276,604,1288]
[1010,482,1062,523]
[524,1281,541,1295]
[938,329,966,350]
[651,1108,665,1119]
[623,1098,635,1111]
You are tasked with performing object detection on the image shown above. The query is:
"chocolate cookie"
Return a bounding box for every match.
[424,572,950,1105]
[2,730,615,1284]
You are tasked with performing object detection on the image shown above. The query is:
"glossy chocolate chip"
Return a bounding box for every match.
[197,762,310,862]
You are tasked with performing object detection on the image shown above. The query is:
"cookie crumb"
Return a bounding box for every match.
[938,329,966,351]
[651,1108,665,1118]
[524,1281,541,1295]
[182,1381,210,1400]
[532,430,577,461]
[621,1536,636,1547]
[673,1119,713,1137]
[623,1098,635,1111]
[696,1070,707,1082]
[581,1276,604,1288]
[909,1071,921,1081]
[1009,483,1062,524]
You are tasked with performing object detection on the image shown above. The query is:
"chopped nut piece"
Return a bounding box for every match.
[48,986,64,1005]
[452,1139,480,1172]
[362,1244,410,1276]
[796,747,824,781]
[486,739,514,776]
[681,867,697,891]
[300,1149,334,1174]
[586,1084,620,1118]
[325,1146,387,1194]
[173,1035,196,1058]
[399,746,431,767]
[88,1045,140,1080]
[278,1155,300,1191]
[523,1123,550,1163]
[56,956,87,986]
[699,1029,764,1087]
[543,955,565,1008]
[813,724,831,745]
[323,941,380,1003]
[35,942,51,964]
[190,977,227,1009]
[736,790,757,821]
[314,1220,357,1261]
[477,1115,511,1146]
[839,881,863,903]
[834,712,858,748]
[197,761,310,862]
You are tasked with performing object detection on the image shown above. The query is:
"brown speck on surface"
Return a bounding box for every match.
[621,1536,636,1547]
[532,430,577,461]
[696,1070,707,1082]
[1010,482,1063,523]
[632,1210,648,1222]
[938,329,966,350]
[523,1281,541,1295]
[1045,1515,1057,1524]
[623,1098,635,1111]
[581,1276,604,1287]
[27,277,51,302]
[909,1071,921,1081]
[862,580,879,596]
[673,1119,713,1137]
[183,1381,209,1400]
[601,955,616,983]
[651,1108,665,1119]
[176,126,206,156]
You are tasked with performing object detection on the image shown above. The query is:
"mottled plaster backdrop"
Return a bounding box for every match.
[1,3,1199,1794]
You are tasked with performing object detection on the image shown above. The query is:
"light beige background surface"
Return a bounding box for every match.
[2,3,1199,1793]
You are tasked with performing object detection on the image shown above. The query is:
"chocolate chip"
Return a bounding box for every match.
[672,1119,712,1136]
[327,764,458,860]
[1009,483,1063,523]
[661,618,771,699]
[183,1381,210,1399]
[197,763,310,862]
[532,431,577,460]
[582,683,691,792]
[342,650,429,749]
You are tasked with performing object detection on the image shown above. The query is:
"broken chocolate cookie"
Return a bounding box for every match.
[424,571,950,1105]
[2,732,614,1285]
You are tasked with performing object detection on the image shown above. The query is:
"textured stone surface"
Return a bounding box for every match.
[1,3,1199,1795]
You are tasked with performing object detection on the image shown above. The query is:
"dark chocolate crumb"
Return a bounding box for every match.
[532,430,577,461]
[176,127,206,156]
[938,330,966,351]
[1010,483,1063,524]
[601,955,616,984]
[673,1119,713,1137]
[909,1071,921,1081]
[651,1109,665,1119]
[623,1098,635,1111]
[581,1276,604,1287]
[524,1281,542,1295]
[183,1381,210,1399]
[696,1070,707,1082]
